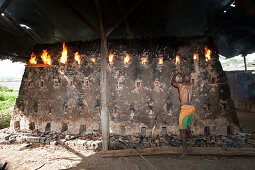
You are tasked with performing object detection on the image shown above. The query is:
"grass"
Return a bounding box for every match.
[0,85,18,129]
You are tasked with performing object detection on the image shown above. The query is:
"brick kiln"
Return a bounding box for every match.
[10,37,240,136]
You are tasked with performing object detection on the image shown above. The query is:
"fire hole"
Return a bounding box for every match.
[45,123,51,131]
[136,81,141,88]
[154,81,159,87]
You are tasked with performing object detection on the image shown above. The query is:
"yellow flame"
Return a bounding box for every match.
[90,58,96,62]
[193,54,199,63]
[141,57,147,64]
[109,54,114,64]
[175,56,180,64]
[41,50,52,65]
[159,57,163,65]
[60,42,68,64]
[205,48,212,61]
[124,54,130,64]
[29,52,37,64]
[74,52,81,64]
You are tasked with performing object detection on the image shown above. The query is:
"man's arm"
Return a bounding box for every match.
[171,71,181,87]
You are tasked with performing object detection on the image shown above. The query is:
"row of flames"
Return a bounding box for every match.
[29,43,211,66]
[175,48,212,64]
[29,42,90,65]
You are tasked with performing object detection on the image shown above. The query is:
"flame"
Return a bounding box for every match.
[205,48,212,61]
[90,58,96,62]
[60,42,68,64]
[124,54,130,64]
[193,54,199,63]
[29,52,37,64]
[74,52,81,64]
[41,50,52,65]
[109,54,114,64]
[141,57,147,64]
[159,57,163,65]
[175,55,180,64]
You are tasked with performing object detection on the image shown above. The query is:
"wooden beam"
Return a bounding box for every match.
[106,0,143,37]
[26,64,51,68]
[3,13,41,42]
[0,0,12,15]
[63,0,99,35]
[101,146,255,158]
[95,0,109,151]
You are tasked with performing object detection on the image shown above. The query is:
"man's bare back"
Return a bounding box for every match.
[171,71,193,105]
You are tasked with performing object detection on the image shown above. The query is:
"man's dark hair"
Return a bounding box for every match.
[183,74,191,83]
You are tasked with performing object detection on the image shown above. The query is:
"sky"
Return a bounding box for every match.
[0,59,25,80]
[220,53,255,71]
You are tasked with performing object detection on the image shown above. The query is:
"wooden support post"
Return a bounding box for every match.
[95,0,109,150]
[0,0,12,15]
[243,54,247,73]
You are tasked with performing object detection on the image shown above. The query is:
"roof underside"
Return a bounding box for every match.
[0,0,255,61]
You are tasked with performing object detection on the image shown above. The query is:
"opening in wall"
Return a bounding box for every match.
[136,81,141,88]
[204,126,210,136]
[83,79,89,88]
[61,123,68,132]
[154,81,159,87]
[211,77,217,84]
[79,124,86,133]
[45,123,51,131]
[116,81,123,90]
[120,126,126,135]
[29,122,35,130]
[141,127,146,136]
[27,80,31,88]
[161,127,167,135]
[14,121,20,129]
[40,80,44,88]
[227,126,233,135]
[54,79,59,87]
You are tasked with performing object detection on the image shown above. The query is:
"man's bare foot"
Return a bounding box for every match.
[180,147,189,158]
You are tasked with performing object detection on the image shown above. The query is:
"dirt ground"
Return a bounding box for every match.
[236,111,255,134]
[1,110,255,170]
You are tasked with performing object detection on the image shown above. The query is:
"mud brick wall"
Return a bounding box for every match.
[11,37,240,136]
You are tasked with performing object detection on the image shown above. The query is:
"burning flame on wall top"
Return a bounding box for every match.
[74,52,81,64]
[60,42,68,64]
[159,57,163,65]
[41,50,52,65]
[109,54,114,64]
[193,54,199,63]
[205,48,212,61]
[29,52,37,64]
[141,57,147,64]
[90,58,96,62]
[124,54,130,64]
[175,56,180,64]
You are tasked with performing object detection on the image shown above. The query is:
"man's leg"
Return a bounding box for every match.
[186,114,194,140]
[186,126,193,140]
[180,129,187,151]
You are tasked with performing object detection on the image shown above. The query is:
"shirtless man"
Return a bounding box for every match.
[171,71,194,153]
